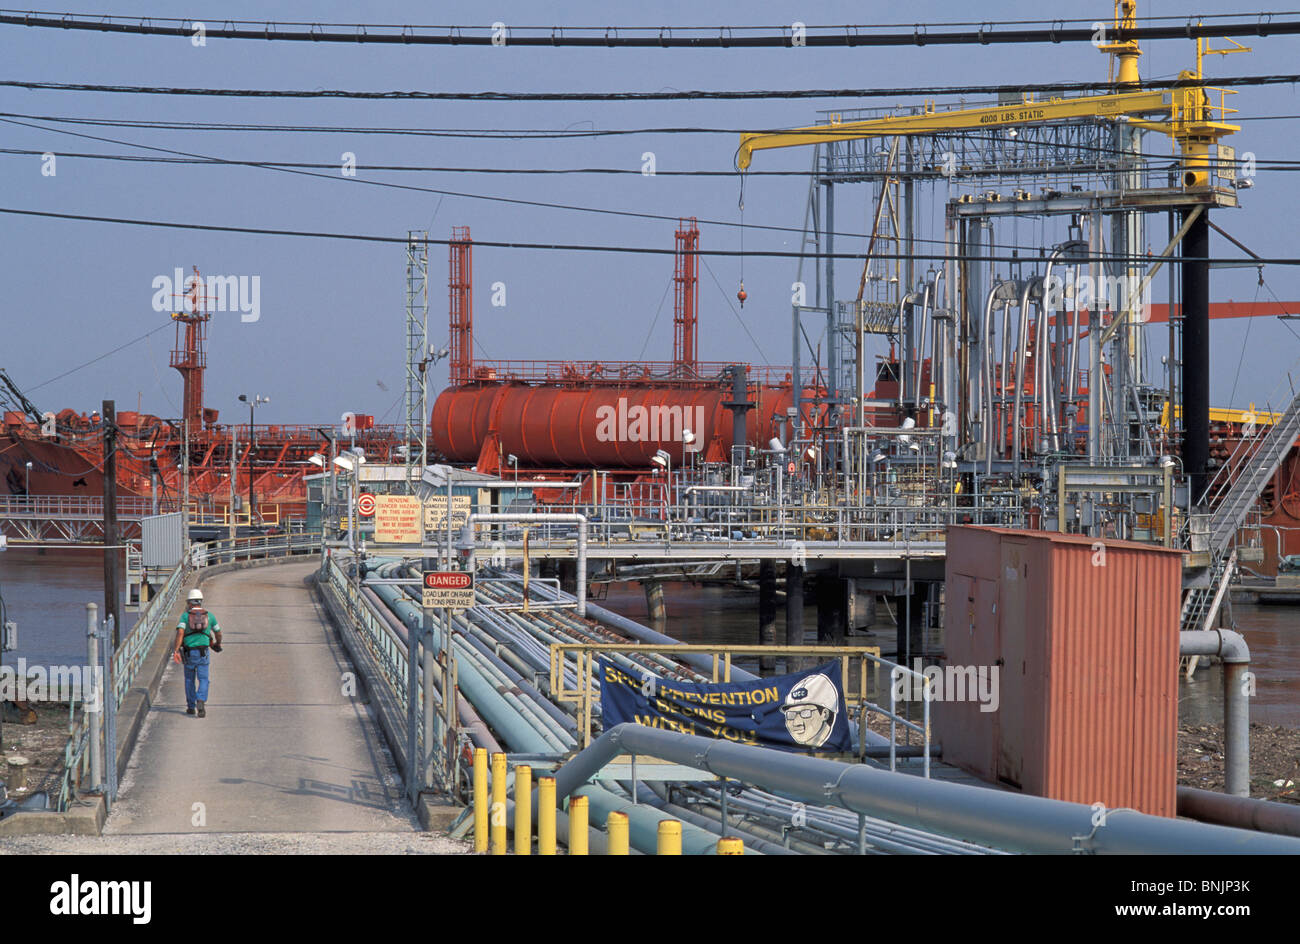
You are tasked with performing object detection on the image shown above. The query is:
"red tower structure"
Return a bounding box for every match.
[449,227,474,386]
[672,218,700,376]
[169,265,210,432]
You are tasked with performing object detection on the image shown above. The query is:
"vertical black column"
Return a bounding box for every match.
[102,400,120,648]
[1182,209,1211,504]
[758,560,776,673]
[816,574,845,645]
[785,564,805,670]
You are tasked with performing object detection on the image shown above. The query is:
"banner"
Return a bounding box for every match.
[598,659,851,752]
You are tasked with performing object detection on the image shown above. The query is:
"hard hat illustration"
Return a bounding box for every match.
[783,674,838,713]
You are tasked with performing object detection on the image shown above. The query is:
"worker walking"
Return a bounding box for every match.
[173,588,223,717]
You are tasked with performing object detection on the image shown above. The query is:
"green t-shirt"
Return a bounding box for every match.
[177,609,220,649]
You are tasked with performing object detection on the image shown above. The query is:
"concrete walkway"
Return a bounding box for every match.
[105,562,419,836]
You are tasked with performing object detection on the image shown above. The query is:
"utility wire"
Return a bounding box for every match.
[5,204,1298,266]
[4,11,1300,46]
[3,73,1300,101]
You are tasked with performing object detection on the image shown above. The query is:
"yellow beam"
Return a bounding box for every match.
[738,90,1178,170]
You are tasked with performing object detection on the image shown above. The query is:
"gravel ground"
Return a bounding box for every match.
[0,831,469,854]
[2,701,73,799]
[1178,721,1300,801]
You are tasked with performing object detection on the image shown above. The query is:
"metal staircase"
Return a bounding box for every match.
[1203,386,1300,556]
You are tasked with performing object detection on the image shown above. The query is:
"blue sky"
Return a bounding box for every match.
[2,0,1299,426]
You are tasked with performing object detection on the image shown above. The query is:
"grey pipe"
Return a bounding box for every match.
[1177,786,1300,838]
[998,298,1013,462]
[897,292,920,404]
[552,724,1300,854]
[1180,629,1251,797]
[1012,279,1035,478]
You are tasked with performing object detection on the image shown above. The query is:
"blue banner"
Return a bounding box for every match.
[598,659,852,752]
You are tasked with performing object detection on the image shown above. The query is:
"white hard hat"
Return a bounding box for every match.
[783,674,838,714]
[187,589,204,603]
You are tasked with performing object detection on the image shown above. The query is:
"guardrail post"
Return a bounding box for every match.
[569,795,589,855]
[537,776,556,855]
[514,764,532,856]
[102,613,116,807]
[85,603,102,793]
[607,810,629,855]
[490,752,507,855]
[473,748,488,853]
[657,819,682,855]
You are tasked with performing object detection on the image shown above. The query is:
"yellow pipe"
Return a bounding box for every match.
[716,837,745,855]
[473,748,488,853]
[537,776,557,856]
[490,752,507,856]
[514,764,532,856]
[657,819,682,855]
[607,811,629,855]
[569,796,589,855]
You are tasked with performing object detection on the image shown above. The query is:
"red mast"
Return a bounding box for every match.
[170,266,210,430]
[449,227,473,385]
[673,218,700,375]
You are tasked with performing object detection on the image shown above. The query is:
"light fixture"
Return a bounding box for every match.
[683,429,696,445]
[507,454,518,466]
[307,454,325,467]
[899,416,916,450]
[804,445,818,461]
[651,449,671,468]
[942,451,958,469]
[871,450,886,463]
[1159,455,1176,469]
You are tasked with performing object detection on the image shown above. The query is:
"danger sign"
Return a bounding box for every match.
[356,493,377,517]
[422,570,475,609]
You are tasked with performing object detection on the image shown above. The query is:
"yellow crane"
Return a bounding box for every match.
[736,2,1243,188]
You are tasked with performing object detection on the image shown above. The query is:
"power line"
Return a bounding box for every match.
[4,10,1300,47]
[4,73,1300,102]
[4,204,1298,267]
[4,115,1129,252]
[10,109,1300,140]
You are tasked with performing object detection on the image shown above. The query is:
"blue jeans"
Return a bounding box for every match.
[182,649,211,708]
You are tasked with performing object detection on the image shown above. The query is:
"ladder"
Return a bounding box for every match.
[1203,386,1300,557]
[1179,548,1236,677]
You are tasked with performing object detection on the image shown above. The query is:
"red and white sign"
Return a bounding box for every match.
[422,570,475,609]
[356,493,377,517]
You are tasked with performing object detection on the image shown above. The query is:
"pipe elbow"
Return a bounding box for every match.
[1217,628,1250,664]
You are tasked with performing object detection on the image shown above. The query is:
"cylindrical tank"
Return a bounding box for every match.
[432,381,821,468]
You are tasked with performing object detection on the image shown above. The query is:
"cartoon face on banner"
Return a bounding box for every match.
[781,673,839,748]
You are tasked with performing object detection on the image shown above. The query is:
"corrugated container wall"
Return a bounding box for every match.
[937,526,1183,817]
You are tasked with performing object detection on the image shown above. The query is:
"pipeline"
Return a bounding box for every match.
[1176,786,1300,838]
[553,724,1300,854]
[1179,629,1251,797]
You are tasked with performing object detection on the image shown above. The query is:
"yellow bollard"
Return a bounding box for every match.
[657,819,682,855]
[537,776,557,855]
[490,752,507,856]
[717,837,744,855]
[473,748,488,853]
[607,810,629,855]
[569,795,589,855]
[514,764,533,856]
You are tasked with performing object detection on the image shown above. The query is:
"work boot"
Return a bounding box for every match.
[196,701,206,718]
[186,706,196,716]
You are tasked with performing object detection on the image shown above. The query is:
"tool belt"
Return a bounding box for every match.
[182,645,209,657]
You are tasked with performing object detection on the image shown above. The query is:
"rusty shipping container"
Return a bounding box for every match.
[936,526,1183,817]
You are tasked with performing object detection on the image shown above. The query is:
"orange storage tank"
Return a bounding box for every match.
[936,526,1183,817]
[432,381,821,468]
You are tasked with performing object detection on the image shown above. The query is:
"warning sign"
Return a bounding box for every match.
[373,494,422,543]
[356,493,377,517]
[425,494,471,532]
[422,570,475,609]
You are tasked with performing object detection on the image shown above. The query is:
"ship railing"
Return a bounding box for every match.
[482,500,1022,549]
[0,494,178,519]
